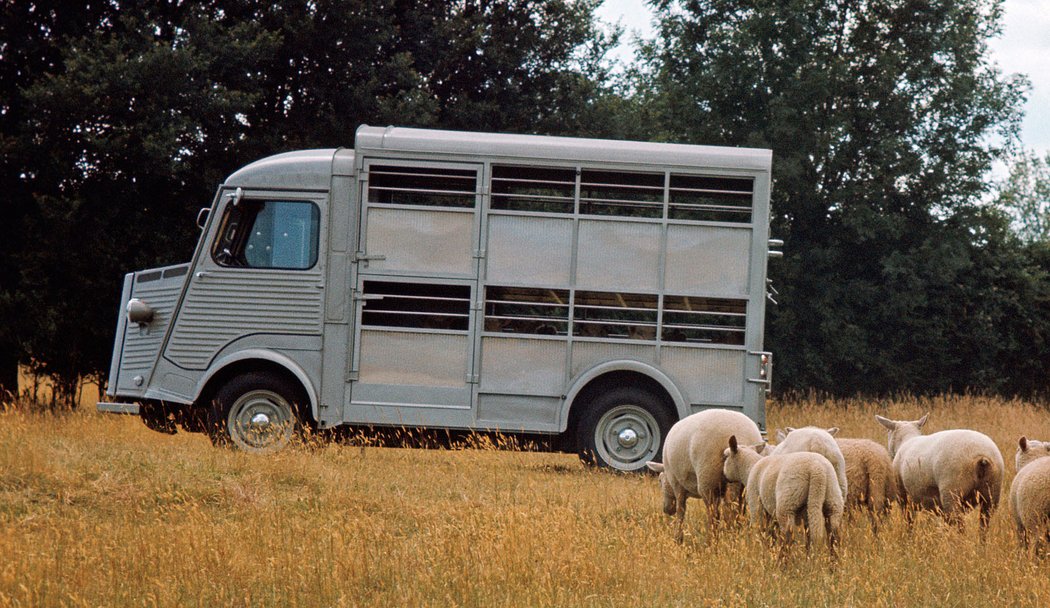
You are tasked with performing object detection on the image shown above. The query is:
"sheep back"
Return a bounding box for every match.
[894,429,1004,510]
[749,451,844,549]
[1010,438,1050,546]
[835,438,899,511]
[659,409,763,504]
[771,427,848,500]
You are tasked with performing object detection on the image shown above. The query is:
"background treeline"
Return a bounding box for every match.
[2,0,1049,405]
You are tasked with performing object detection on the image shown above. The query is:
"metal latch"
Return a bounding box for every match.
[352,292,384,302]
[353,252,386,266]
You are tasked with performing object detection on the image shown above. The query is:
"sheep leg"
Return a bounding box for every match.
[938,489,964,532]
[673,491,688,544]
[976,492,993,541]
[725,482,746,526]
[707,492,723,533]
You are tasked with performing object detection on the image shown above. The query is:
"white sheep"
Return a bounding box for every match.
[645,409,763,543]
[723,435,844,556]
[772,426,848,500]
[1009,436,1050,552]
[875,413,1003,534]
[834,438,899,533]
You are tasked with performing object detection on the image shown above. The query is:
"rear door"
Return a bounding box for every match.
[346,161,483,424]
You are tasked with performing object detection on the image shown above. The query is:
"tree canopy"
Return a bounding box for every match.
[634,0,1042,395]
[3,0,1049,403]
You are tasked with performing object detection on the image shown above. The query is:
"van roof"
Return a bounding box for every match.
[224,149,353,190]
[225,126,773,189]
[355,125,772,173]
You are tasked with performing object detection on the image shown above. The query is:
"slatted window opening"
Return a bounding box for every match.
[491,165,575,213]
[573,291,658,340]
[668,174,753,223]
[361,281,471,331]
[484,287,569,336]
[579,170,664,218]
[367,165,477,208]
[662,295,746,345]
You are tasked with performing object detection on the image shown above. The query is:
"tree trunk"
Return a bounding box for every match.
[0,350,18,402]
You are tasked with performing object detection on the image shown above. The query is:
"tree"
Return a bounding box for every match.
[7,0,620,404]
[637,0,1030,394]
[997,150,1050,243]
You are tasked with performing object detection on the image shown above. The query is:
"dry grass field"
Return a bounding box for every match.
[3,395,1050,607]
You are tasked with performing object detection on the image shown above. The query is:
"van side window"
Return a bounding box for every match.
[212,200,320,270]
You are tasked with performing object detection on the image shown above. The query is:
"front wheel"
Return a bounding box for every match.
[577,387,673,472]
[209,373,303,453]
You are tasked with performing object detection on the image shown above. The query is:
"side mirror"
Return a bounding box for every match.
[196,207,210,230]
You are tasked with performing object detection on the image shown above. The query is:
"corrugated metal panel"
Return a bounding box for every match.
[362,207,475,276]
[570,342,657,377]
[479,336,566,395]
[166,271,323,369]
[117,268,187,393]
[661,346,745,403]
[664,225,752,296]
[358,330,468,387]
[486,215,573,285]
[575,220,661,292]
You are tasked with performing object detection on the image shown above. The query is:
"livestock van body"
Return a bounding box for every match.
[101,125,778,471]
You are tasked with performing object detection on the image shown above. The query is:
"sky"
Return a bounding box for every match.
[594,0,1050,157]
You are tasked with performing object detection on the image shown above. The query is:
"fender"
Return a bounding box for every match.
[560,359,689,432]
[193,348,320,419]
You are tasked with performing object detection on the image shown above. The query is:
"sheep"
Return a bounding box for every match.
[645,408,763,543]
[875,413,1003,534]
[1009,436,1050,552]
[723,435,844,556]
[834,438,899,533]
[771,426,848,501]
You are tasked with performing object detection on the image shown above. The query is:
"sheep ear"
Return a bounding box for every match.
[728,435,739,453]
[754,441,768,454]
[875,415,895,430]
[917,413,929,428]
[826,427,839,436]
[1019,437,1029,452]
[775,429,788,442]
[646,461,665,473]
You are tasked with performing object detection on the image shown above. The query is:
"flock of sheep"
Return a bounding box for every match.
[645,409,1050,557]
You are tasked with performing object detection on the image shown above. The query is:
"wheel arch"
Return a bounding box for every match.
[193,349,318,423]
[562,360,688,435]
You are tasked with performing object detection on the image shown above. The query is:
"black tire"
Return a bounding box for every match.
[208,372,304,453]
[140,401,178,435]
[576,386,674,472]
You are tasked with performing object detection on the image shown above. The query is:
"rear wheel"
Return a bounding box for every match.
[208,373,303,453]
[577,386,673,472]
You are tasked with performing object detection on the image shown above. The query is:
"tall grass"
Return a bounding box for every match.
[3,395,1050,607]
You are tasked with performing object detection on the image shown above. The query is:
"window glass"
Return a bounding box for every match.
[213,200,320,269]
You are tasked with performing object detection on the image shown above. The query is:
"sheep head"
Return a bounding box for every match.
[874,413,929,459]
[1016,436,1050,472]
[722,434,767,486]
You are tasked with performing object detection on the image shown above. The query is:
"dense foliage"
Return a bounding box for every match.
[1,0,1046,402]
[636,0,1045,395]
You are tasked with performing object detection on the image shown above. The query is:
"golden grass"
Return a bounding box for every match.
[3,395,1050,607]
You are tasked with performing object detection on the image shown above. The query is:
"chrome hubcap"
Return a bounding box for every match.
[229,389,295,452]
[618,428,639,449]
[594,404,660,471]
